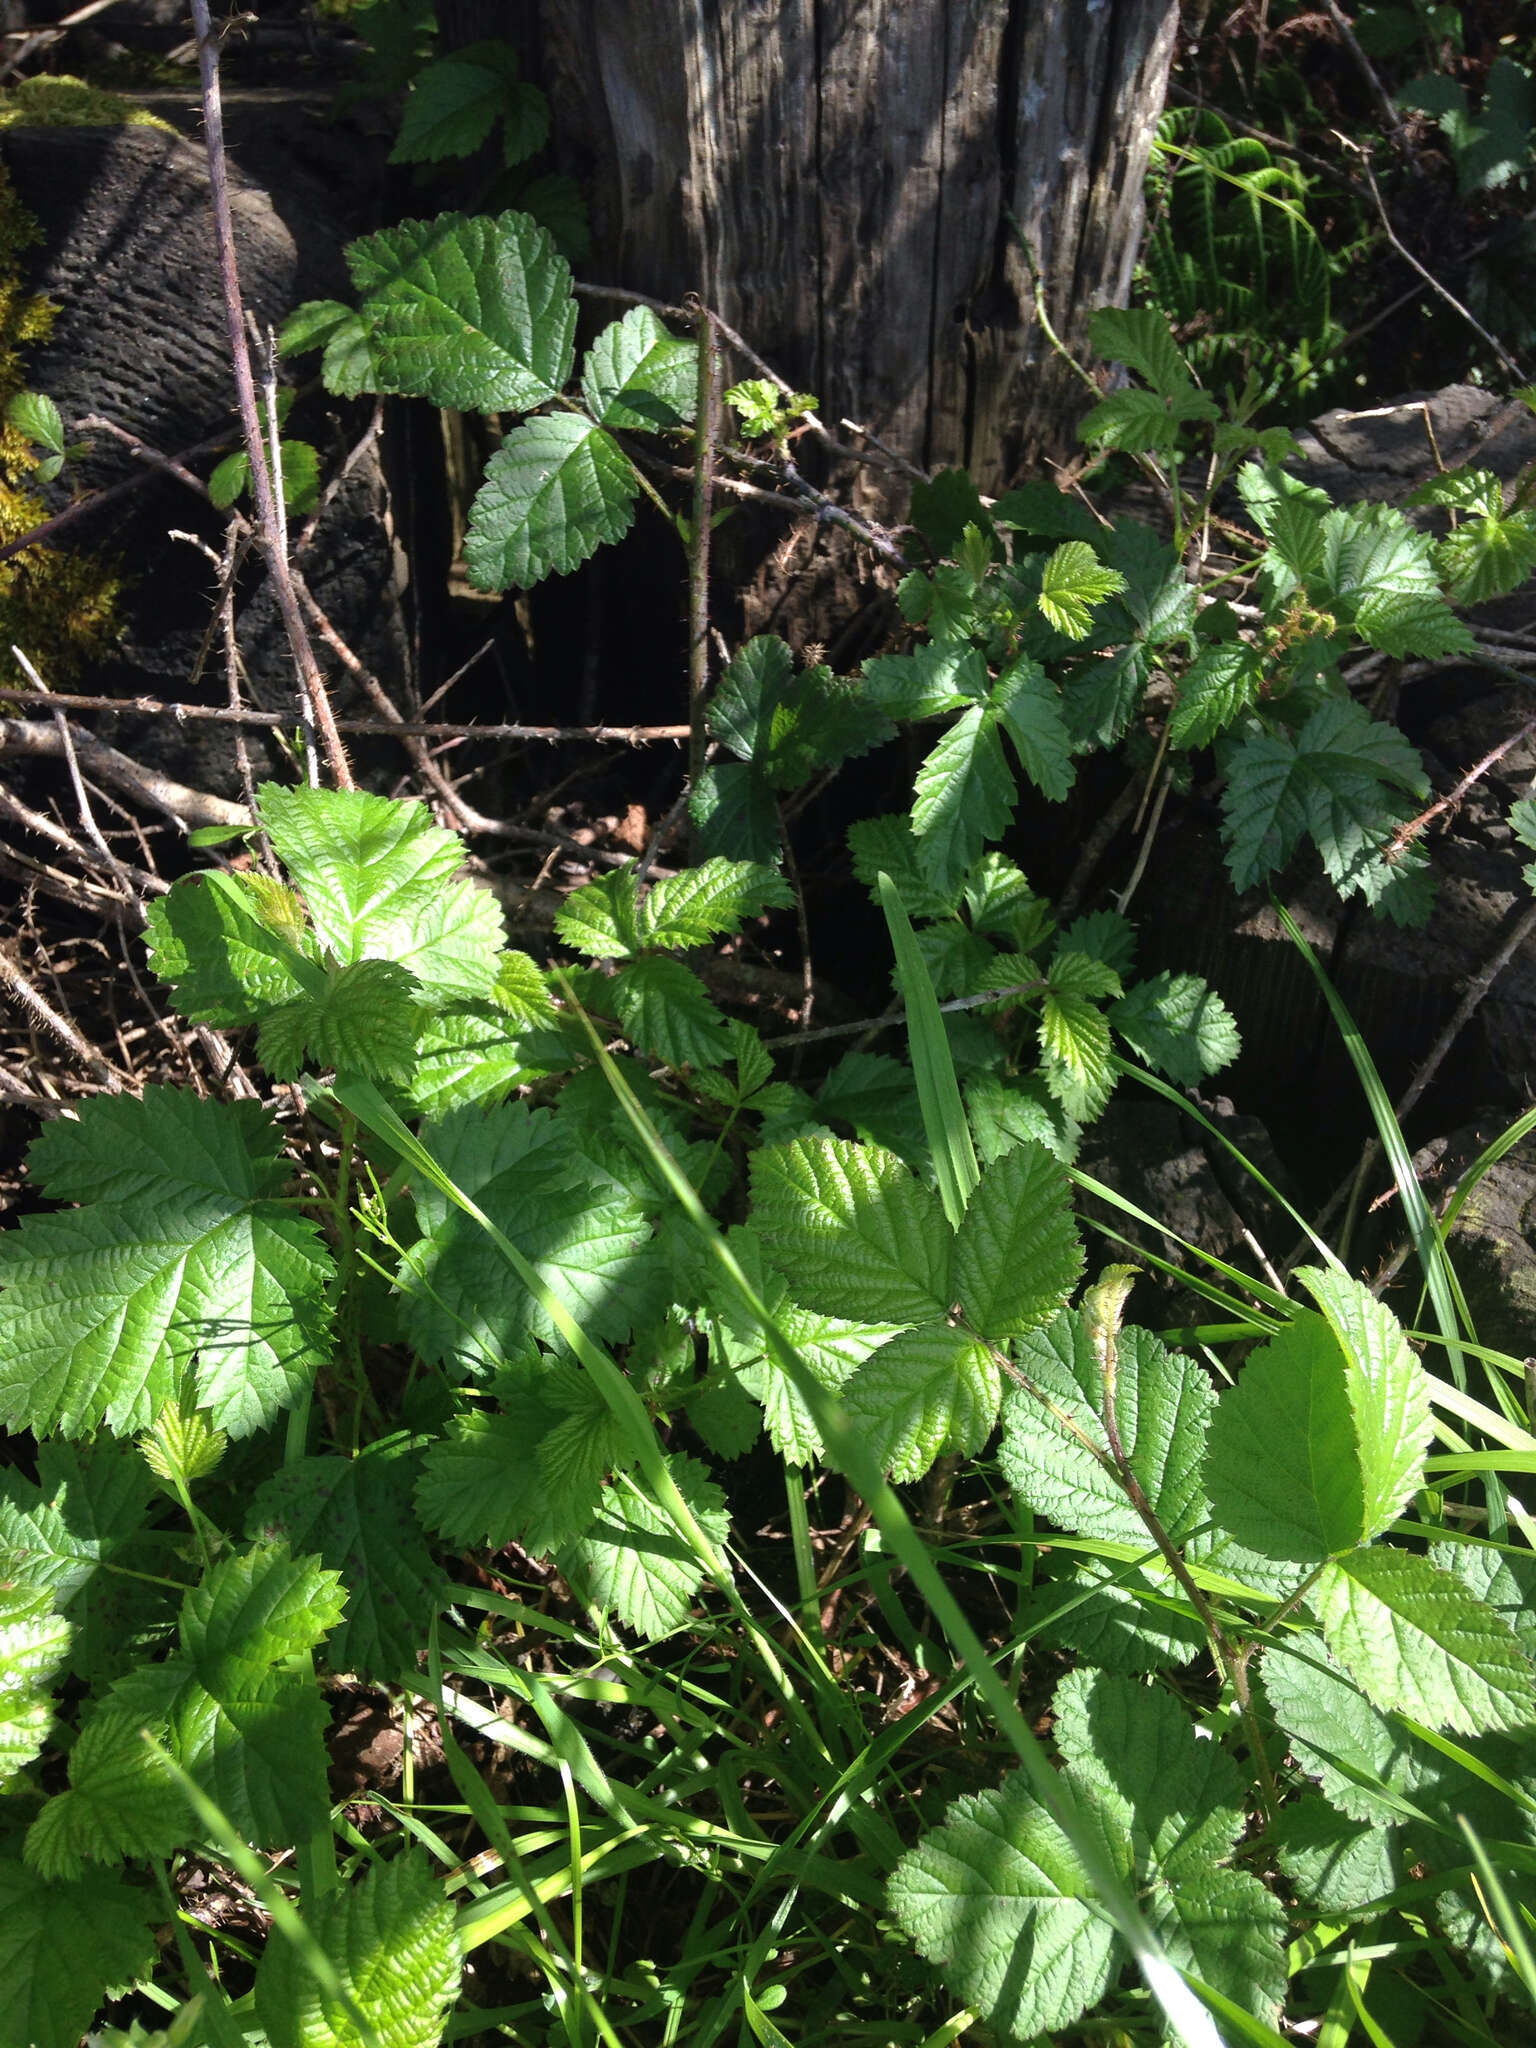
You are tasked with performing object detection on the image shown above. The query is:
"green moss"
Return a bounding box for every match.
[0,161,121,685]
[0,75,177,134]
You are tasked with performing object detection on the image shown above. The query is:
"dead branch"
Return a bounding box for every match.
[0,718,251,831]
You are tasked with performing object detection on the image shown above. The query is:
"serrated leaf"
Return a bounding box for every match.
[258,957,424,1081]
[138,1393,226,1489]
[639,857,794,949]
[999,1311,1216,1545]
[912,705,1017,902]
[390,42,538,164]
[346,210,575,410]
[1261,1630,1433,1826]
[846,813,959,920]
[1062,642,1149,750]
[0,1858,155,2048]
[558,1455,728,1636]
[414,1394,561,1554]
[0,1585,69,1788]
[1087,306,1191,401]
[1274,1795,1402,1913]
[5,387,64,454]
[1317,502,1476,659]
[181,1542,345,1675]
[1037,540,1127,640]
[581,304,697,430]
[1430,1539,1536,1657]
[465,413,637,589]
[887,1773,1123,2042]
[258,784,504,1000]
[1038,986,1114,1123]
[991,657,1074,800]
[842,1324,1000,1481]
[1314,1547,1536,1735]
[951,1142,1082,1339]
[1148,1868,1288,2026]
[1169,642,1263,749]
[1035,1559,1206,1673]
[256,1852,462,2048]
[25,1707,192,1879]
[1205,1273,1431,1563]
[1078,383,1218,455]
[208,449,249,509]
[0,1441,161,1680]
[1110,971,1241,1084]
[861,640,990,720]
[992,480,1103,541]
[1437,507,1536,604]
[690,758,781,862]
[749,1137,952,1325]
[0,1090,334,1440]
[555,867,641,958]
[397,1103,664,1368]
[513,171,591,263]
[146,870,309,1026]
[609,955,730,1070]
[247,1444,440,1680]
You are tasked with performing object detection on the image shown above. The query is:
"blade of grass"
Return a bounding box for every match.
[877,870,978,1226]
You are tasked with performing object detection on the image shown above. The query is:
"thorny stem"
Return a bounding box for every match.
[188,0,354,791]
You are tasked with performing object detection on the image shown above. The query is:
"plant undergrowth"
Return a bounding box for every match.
[4,11,1536,2048]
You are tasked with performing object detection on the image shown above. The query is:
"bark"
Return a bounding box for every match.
[538,0,1179,490]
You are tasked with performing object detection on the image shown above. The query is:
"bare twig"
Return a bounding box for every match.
[1321,0,1407,147]
[188,0,353,791]
[759,978,1046,1049]
[1363,165,1526,381]
[0,687,689,746]
[0,717,251,830]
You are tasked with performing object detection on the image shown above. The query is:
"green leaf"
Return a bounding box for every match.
[258,957,424,1082]
[0,1441,161,1679]
[554,867,641,958]
[345,210,576,410]
[1260,1632,1430,1825]
[862,640,989,720]
[1078,384,1218,456]
[256,1852,462,2048]
[951,1142,1082,1339]
[610,955,731,1071]
[842,1324,1000,1481]
[1037,540,1127,641]
[991,656,1074,801]
[1314,1546,1536,1735]
[887,1774,1123,2043]
[5,387,64,454]
[208,448,250,509]
[181,1541,346,1672]
[276,439,321,517]
[25,1707,192,1879]
[1316,502,1476,659]
[0,1585,69,1788]
[397,1103,664,1367]
[581,304,697,430]
[0,1089,334,1439]
[1170,642,1263,750]
[690,759,781,862]
[1110,971,1241,1084]
[1430,1538,1536,1657]
[558,1455,728,1636]
[0,1858,155,2048]
[414,1397,561,1554]
[1034,1559,1207,1673]
[638,858,793,948]
[999,1311,1216,1545]
[1087,306,1191,401]
[146,869,310,1026]
[465,413,637,590]
[1038,981,1115,1124]
[1437,506,1536,604]
[1273,1796,1402,1914]
[847,813,960,920]
[912,705,1017,902]
[749,1137,952,1325]
[261,784,503,999]
[1205,1272,1431,1563]
[512,171,591,263]
[247,1442,441,1680]
[390,42,541,164]
[992,480,1103,542]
